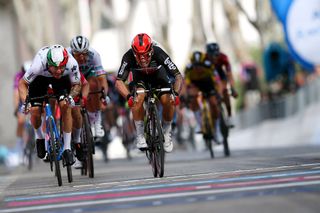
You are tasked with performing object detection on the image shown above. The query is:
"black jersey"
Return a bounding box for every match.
[116,45,180,81]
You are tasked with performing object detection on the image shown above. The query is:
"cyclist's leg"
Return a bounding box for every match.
[130,72,147,149]
[28,76,49,159]
[52,76,75,165]
[71,106,83,162]
[86,73,105,138]
[16,110,26,162]
[156,67,176,152]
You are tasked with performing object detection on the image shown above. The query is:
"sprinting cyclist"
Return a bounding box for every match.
[205,43,238,127]
[18,44,81,166]
[68,35,109,139]
[115,33,182,153]
[184,50,220,138]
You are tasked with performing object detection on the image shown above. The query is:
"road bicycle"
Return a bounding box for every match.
[26,87,73,186]
[134,83,172,178]
[79,105,95,178]
[198,93,215,158]
[198,92,231,158]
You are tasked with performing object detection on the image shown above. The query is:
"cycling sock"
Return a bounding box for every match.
[34,127,44,139]
[88,111,97,125]
[96,111,102,125]
[162,120,172,133]
[63,132,72,150]
[73,128,82,143]
[134,120,144,136]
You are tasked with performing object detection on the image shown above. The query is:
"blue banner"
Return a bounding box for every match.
[270,0,320,71]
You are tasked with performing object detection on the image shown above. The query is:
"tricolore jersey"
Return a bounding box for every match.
[23,46,81,85]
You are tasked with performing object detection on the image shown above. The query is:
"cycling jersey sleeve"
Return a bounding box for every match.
[154,46,181,77]
[92,49,106,76]
[221,53,231,72]
[116,50,132,81]
[23,53,44,84]
[67,54,81,84]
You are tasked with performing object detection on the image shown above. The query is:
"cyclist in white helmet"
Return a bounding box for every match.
[68,35,109,142]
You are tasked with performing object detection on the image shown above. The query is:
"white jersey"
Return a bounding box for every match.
[23,46,81,85]
[67,47,106,76]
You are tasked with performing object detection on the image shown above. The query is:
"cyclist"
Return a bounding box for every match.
[68,35,109,139]
[115,33,182,153]
[13,61,32,163]
[205,43,238,126]
[18,44,81,166]
[71,72,90,168]
[184,51,220,138]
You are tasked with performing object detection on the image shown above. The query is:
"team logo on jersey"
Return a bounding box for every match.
[164,57,176,70]
[71,65,77,72]
[26,72,35,81]
[119,62,128,75]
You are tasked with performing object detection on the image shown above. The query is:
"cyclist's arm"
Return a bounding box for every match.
[173,73,183,95]
[80,73,89,99]
[115,79,130,100]
[70,84,81,98]
[97,74,108,95]
[18,78,29,103]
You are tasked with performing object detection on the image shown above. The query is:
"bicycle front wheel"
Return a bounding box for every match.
[153,105,165,178]
[48,118,62,186]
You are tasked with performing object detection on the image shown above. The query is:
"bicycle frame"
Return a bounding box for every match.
[136,86,171,178]
[44,103,64,161]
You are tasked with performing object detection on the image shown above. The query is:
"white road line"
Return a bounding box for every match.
[1,180,320,213]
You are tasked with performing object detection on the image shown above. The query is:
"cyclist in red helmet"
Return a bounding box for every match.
[115,33,183,153]
[18,44,81,166]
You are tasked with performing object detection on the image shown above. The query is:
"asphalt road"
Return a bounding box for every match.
[0,145,320,213]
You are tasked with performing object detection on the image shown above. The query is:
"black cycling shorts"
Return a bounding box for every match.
[191,78,217,97]
[28,76,71,107]
[132,66,172,97]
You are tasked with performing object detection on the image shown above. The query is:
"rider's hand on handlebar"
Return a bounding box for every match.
[171,91,180,106]
[60,95,76,107]
[126,94,134,108]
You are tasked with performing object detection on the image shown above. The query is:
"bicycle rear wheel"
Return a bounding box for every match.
[203,108,214,159]
[219,110,230,157]
[48,119,62,186]
[83,110,94,178]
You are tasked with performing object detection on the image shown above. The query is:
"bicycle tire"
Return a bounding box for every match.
[219,109,230,157]
[152,105,165,177]
[146,117,158,178]
[48,118,62,186]
[83,111,94,178]
[203,106,214,159]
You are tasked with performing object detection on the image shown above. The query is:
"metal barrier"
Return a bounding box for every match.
[235,78,320,130]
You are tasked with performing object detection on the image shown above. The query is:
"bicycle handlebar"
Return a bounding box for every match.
[136,87,171,94]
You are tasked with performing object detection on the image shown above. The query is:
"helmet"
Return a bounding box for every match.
[190,51,205,64]
[70,35,89,53]
[47,44,69,67]
[22,60,32,72]
[131,33,153,54]
[131,33,154,67]
[206,42,220,56]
